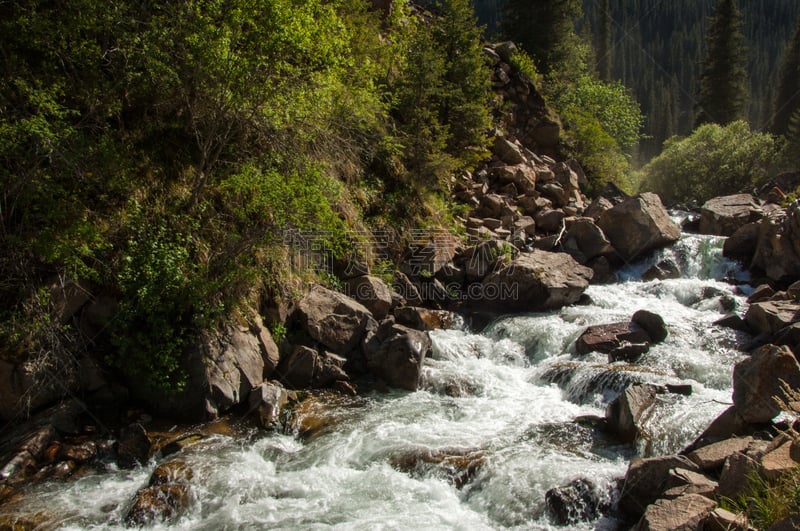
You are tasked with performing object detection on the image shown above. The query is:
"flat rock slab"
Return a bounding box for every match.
[662,468,718,499]
[576,322,651,355]
[745,300,800,335]
[634,493,716,531]
[688,436,753,471]
[700,194,762,236]
[620,455,700,518]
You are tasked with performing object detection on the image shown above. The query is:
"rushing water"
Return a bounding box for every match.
[9,233,752,530]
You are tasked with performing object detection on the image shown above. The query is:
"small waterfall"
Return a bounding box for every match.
[6,233,750,530]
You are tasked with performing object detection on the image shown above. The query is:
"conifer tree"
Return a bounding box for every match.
[500,0,583,75]
[772,14,800,136]
[695,0,749,127]
[596,0,612,81]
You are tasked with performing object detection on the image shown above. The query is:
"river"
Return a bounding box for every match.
[9,231,752,530]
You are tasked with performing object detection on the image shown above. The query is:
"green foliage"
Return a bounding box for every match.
[721,467,800,529]
[507,49,540,86]
[695,0,749,127]
[501,0,584,75]
[638,121,779,203]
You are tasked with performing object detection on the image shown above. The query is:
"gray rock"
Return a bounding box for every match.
[276,346,348,390]
[718,452,759,500]
[493,136,526,165]
[393,307,460,331]
[481,250,593,312]
[597,193,681,262]
[248,382,289,428]
[534,208,566,233]
[723,221,760,262]
[733,344,800,423]
[363,324,431,390]
[346,275,394,321]
[563,218,613,263]
[700,194,762,236]
[662,468,718,499]
[751,203,800,283]
[296,285,376,355]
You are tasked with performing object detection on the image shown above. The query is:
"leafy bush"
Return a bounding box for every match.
[638,121,780,204]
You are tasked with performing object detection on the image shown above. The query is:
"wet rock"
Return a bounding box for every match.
[662,468,718,499]
[666,383,693,396]
[545,477,609,525]
[363,324,430,390]
[248,382,290,428]
[732,344,800,423]
[723,222,760,263]
[633,493,716,531]
[125,483,191,526]
[389,447,485,489]
[619,455,700,518]
[576,322,651,355]
[296,285,376,356]
[606,384,659,444]
[346,276,394,321]
[699,194,762,236]
[642,259,681,281]
[588,256,617,284]
[117,423,151,469]
[284,392,364,441]
[632,310,668,343]
[687,436,753,471]
[608,342,651,363]
[60,441,97,463]
[714,313,752,333]
[597,193,681,263]
[393,307,460,331]
[744,300,800,335]
[480,250,593,312]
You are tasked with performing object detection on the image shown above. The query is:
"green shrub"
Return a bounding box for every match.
[638,120,779,204]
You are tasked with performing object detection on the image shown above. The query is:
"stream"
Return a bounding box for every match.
[9,231,753,530]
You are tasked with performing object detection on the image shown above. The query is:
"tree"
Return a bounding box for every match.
[500,0,583,75]
[639,121,778,203]
[596,0,612,81]
[695,0,749,127]
[772,14,800,136]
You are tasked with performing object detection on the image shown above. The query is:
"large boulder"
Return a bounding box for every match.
[346,275,394,321]
[722,222,760,263]
[363,323,431,390]
[751,202,800,283]
[597,193,681,262]
[125,461,193,526]
[480,250,593,312]
[699,194,762,236]
[745,301,800,336]
[687,436,753,471]
[275,346,349,390]
[606,384,660,443]
[619,455,701,518]
[493,135,526,165]
[562,218,613,263]
[296,285,376,355]
[632,310,669,343]
[732,344,800,423]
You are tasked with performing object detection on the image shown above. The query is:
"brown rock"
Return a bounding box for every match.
[751,203,800,283]
[534,208,566,233]
[296,285,376,355]
[748,284,776,303]
[768,514,800,531]
[761,440,799,481]
[125,483,191,526]
[718,452,759,500]
[597,193,681,262]
[363,324,430,390]
[276,346,348,390]
[744,301,800,335]
[117,423,151,469]
[606,384,659,443]
[634,493,716,531]
[563,218,613,263]
[619,455,701,518]
[545,477,609,525]
[393,307,460,331]
[662,468,718,499]
[705,507,750,531]
[493,136,526,165]
[687,436,753,471]
[480,250,593,312]
[723,222,760,263]
[699,194,762,236]
[346,275,394,321]
[576,322,651,355]
[632,309,668,343]
[248,382,289,428]
[732,344,800,423]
